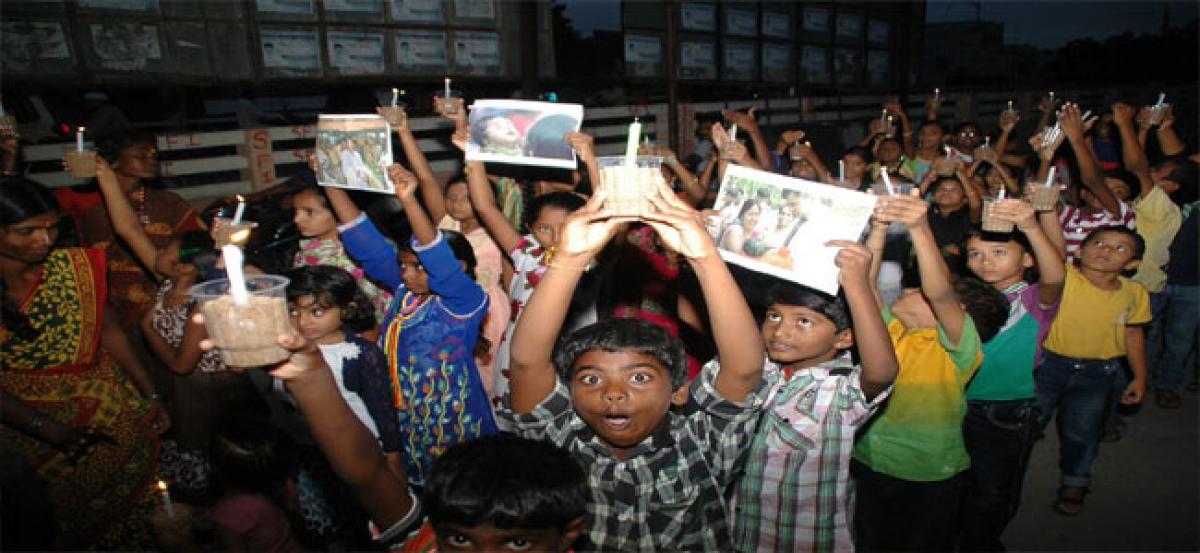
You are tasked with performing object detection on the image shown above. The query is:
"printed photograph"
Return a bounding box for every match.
[708,165,877,295]
[315,114,393,193]
[466,99,584,169]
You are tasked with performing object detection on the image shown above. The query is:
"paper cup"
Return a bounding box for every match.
[597,155,663,217]
[1026,184,1060,212]
[981,198,1015,233]
[1148,103,1171,126]
[190,275,292,368]
[65,150,98,178]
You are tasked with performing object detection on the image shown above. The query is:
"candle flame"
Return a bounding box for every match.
[78,126,86,133]
[157,480,168,492]
[230,229,251,244]
[392,87,399,94]
[235,194,245,203]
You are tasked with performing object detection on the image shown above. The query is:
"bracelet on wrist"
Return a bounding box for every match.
[546,261,588,272]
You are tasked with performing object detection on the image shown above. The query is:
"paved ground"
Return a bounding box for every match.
[1004,389,1199,551]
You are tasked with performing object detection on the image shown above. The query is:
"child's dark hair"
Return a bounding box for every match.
[209,413,297,498]
[292,183,333,211]
[283,265,376,333]
[841,145,872,164]
[95,129,156,165]
[399,229,478,281]
[1082,225,1145,260]
[423,435,586,531]
[766,282,851,332]
[523,191,585,234]
[177,230,218,277]
[554,318,688,390]
[953,276,1011,343]
[963,227,1037,282]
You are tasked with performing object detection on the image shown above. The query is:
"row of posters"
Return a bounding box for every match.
[626,35,889,85]
[801,7,890,43]
[2,20,166,72]
[254,0,494,22]
[260,29,499,73]
[679,3,790,39]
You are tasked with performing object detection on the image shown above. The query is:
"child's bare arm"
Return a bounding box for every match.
[308,153,364,224]
[1112,103,1154,198]
[643,182,763,401]
[829,240,897,399]
[454,127,522,253]
[509,192,628,413]
[565,132,601,194]
[268,333,416,533]
[876,193,968,345]
[864,220,889,312]
[95,158,159,273]
[380,106,448,222]
[1123,326,1147,405]
[1038,210,1067,260]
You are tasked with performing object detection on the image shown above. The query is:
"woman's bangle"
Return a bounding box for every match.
[546,261,588,272]
[665,156,679,167]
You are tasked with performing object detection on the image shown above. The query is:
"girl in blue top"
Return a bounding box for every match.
[325,164,496,486]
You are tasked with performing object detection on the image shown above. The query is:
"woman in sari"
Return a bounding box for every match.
[0,177,169,549]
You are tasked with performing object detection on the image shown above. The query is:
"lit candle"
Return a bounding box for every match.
[1045,166,1056,188]
[838,159,844,183]
[984,136,991,148]
[880,108,887,128]
[728,124,737,143]
[624,118,641,167]
[997,187,1006,200]
[231,195,246,225]
[391,87,399,107]
[1048,91,1055,102]
[1154,92,1166,108]
[76,126,85,153]
[1007,100,1014,112]
[944,144,952,158]
[222,245,250,305]
[934,87,941,99]
[157,480,176,518]
[443,77,451,99]
[881,167,895,196]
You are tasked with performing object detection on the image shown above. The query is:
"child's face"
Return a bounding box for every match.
[293,189,338,240]
[1079,231,1140,274]
[933,180,966,210]
[1104,176,1132,202]
[966,236,1033,288]
[890,288,938,330]
[399,250,431,294]
[154,240,183,279]
[761,304,850,369]
[434,523,575,552]
[288,295,344,345]
[843,154,867,179]
[878,140,902,163]
[569,348,678,454]
[530,206,570,250]
[445,181,475,222]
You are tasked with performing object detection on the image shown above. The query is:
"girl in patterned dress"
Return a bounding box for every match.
[332,163,496,486]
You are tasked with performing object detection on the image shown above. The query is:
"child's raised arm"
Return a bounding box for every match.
[379,106,450,223]
[994,199,1065,306]
[508,191,627,413]
[864,219,889,312]
[390,163,436,245]
[454,126,523,254]
[94,158,159,273]
[828,240,898,400]
[875,192,969,345]
[565,132,602,193]
[266,333,418,537]
[643,182,763,401]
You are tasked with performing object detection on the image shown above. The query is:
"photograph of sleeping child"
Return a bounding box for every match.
[315,114,393,193]
[465,99,584,169]
[709,165,878,294]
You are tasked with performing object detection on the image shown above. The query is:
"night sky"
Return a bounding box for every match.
[559,0,1199,49]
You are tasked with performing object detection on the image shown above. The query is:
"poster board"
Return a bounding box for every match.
[624,33,662,78]
[800,45,829,84]
[465,99,583,169]
[679,39,715,80]
[395,30,446,68]
[260,29,322,75]
[1,21,74,73]
[722,41,755,82]
[724,7,756,37]
[708,165,876,295]
[680,2,715,32]
[315,115,394,193]
[88,22,164,71]
[761,43,791,83]
[391,0,443,23]
[834,47,862,85]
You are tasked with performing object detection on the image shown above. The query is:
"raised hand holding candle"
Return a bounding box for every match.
[624,118,641,166]
[231,195,246,225]
[1155,92,1166,108]
[76,126,85,152]
[157,480,176,518]
[391,87,399,107]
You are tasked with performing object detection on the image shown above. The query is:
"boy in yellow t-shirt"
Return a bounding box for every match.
[1037,225,1151,516]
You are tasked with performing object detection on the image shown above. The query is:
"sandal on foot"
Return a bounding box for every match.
[1053,485,1087,516]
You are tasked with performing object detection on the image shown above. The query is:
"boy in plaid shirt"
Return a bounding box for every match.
[499,185,767,551]
[732,239,898,553]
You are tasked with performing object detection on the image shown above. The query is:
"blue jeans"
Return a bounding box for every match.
[1152,284,1200,391]
[960,398,1039,551]
[1034,351,1121,488]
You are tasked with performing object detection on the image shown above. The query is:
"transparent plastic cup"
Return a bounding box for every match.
[719,139,743,161]
[64,150,98,178]
[596,155,663,216]
[190,275,292,367]
[212,216,258,248]
[435,90,464,116]
[1026,183,1060,212]
[378,105,407,129]
[981,198,1016,233]
[871,182,914,196]
[1148,103,1171,126]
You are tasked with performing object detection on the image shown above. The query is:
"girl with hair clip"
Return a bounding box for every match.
[325,163,497,487]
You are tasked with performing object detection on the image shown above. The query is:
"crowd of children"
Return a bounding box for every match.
[1,87,1196,552]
